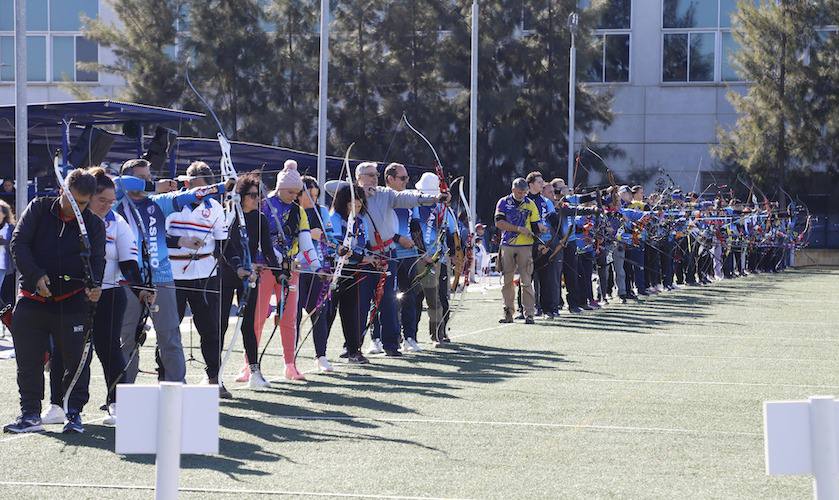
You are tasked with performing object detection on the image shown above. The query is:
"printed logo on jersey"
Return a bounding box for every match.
[73,324,84,333]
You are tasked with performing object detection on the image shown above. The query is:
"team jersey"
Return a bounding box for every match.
[115,176,227,284]
[262,196,320,269]
[102,211,138,290]
[166,196,228,280]
[494,194,540,247]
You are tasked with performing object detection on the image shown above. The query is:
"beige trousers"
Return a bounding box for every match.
[500,245,535,317]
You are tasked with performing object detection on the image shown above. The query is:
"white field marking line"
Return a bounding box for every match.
[254,414,761,437]
[0,481,468,500]
[577,377,839,390]
[579,351,836,364]
[327,372,839,390]
[574,330,839,343]
[0,416,109,444]
[444,322,839,343]
[448,324,508,340]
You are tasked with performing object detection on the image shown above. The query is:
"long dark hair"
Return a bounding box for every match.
[333,183,366,221]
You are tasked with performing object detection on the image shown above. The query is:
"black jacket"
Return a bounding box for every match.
[10,197,106,297]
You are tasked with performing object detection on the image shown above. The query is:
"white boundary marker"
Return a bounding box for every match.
[0,481,467,499]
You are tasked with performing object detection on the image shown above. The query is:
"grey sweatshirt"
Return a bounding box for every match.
[365,186,438,244]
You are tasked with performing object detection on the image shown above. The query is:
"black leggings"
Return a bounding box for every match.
[220,282,260,367]
[50,287,127,406]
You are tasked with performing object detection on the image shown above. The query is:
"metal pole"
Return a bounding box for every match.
[469,0,478,228]
[155,383,184,500]
[315,0,330,204]
[14,0,27,220]
[567,23,577,188]
[809,396,839,500]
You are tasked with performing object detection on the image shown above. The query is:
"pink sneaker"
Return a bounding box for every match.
[235,368,250,383]
[284,363,306,381]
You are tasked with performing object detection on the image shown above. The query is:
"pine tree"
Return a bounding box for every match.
[81,0,182,105]
[182,0,272,142]
[715,0,825,191]
[265,0,320,151]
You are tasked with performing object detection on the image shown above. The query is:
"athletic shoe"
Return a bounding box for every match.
[367,339,384,355]
[63,412,84,434]
[581,304,594,311]
[347,352,370,364]
[284,363,306,381]
[588,300,602,310]
[3,414,44,434]
[339,348,349,359]
[384,349,403,357]
[41,404,66,424]
[620,296,627,304]
[235,369,250,383]
[103,403,117,426]
[514,313,525,320]
[544,312,557,319]
[569,306,583,314]
[499,307,514,323]
[248,369,272,389]
[403,338,422,352]
[315,356,334,372]
[524,317,535,325]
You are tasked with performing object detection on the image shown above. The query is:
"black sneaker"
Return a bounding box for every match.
[569,306,582,314]
[525,317,535,325]
[3,414,44,434]
[348,352,370,364]
[384,349,403,357]
[514,313,525,320]
[219,384,233,400]
[581,304,594,311]
[339,348,349,359]
[62,412,84,434]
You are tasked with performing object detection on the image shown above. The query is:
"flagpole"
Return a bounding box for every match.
[316,0,330,204]
[14,0,27,220]
[469,0,478,228]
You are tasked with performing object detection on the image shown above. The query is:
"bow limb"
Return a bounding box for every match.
[54,151,99,414]
[186,62,255,382]
[330,143,357,293]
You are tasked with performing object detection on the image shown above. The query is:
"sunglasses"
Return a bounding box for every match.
[393,175,409,181]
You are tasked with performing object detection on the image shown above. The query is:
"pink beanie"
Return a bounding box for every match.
[275,159,305,191]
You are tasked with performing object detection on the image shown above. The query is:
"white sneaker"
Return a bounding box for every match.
[315,356,334,372]
[367,339,384,355]
[41,404,65,424]
[103,403,116,426]
[403,338,422,352]
[247,369,271,389]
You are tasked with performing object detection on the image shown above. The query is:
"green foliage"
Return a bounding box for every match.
[716,0,839,197]
[82,0,614,220]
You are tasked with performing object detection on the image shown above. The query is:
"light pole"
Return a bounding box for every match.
[567,12,578,189]
[316,0,329,203]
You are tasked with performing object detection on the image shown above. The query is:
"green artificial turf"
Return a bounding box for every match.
[0,268,834,499]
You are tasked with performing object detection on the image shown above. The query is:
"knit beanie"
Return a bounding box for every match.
[275,160,305,191]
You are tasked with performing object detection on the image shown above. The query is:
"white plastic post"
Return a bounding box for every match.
[809,396,839,500]
[155,382,184,500]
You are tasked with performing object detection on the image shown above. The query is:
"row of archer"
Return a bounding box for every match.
[2,146,476,435]
[489,171,808,325]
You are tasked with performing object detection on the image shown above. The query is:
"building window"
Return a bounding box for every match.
[581,0,631,83]
[662,0,765,83]
[49,0,98,31]
[720,31,740,81]
[586,33,630,83]
[0,36,13,81]
[0,0,100,83]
